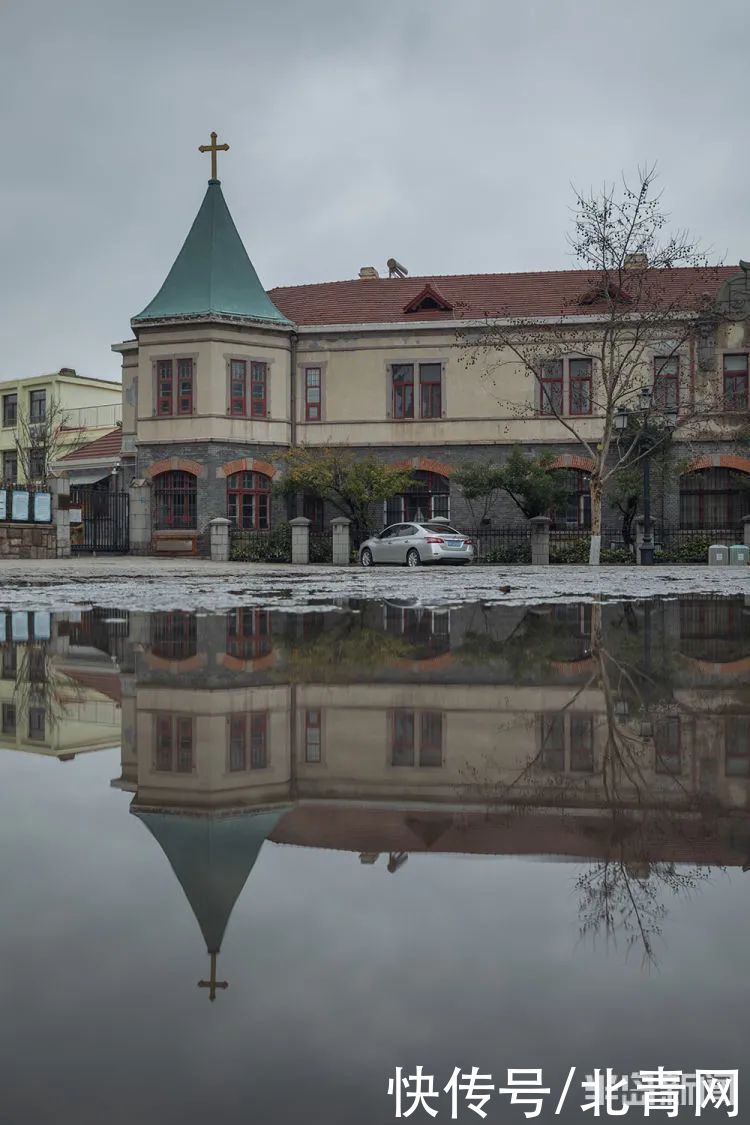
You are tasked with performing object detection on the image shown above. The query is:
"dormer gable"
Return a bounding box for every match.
[403,282,454,315]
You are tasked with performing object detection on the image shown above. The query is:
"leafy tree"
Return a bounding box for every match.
[278,446,414,538]
[452,461,505,525]
[499,447,568,519]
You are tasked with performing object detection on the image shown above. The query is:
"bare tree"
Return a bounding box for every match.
[460,166,724,563]
[14,394,86,483]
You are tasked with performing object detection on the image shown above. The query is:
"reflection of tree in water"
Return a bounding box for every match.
[12,643,86,746]
[280,613,413,681]
[466,598,729,965]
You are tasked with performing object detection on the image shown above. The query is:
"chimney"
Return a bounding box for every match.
[358,266,380,279]
[624,253,648,270]
[58,367,76,376]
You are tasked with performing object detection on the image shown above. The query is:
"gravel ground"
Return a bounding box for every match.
[0,557,748,611]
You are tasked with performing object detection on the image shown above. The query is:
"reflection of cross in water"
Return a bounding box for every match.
[198,952,228,1001]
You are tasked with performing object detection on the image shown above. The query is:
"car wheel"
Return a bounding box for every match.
[360,548,374,567]
[406,548,421,568]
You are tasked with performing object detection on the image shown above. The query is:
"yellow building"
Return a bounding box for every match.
[0,366,121,484]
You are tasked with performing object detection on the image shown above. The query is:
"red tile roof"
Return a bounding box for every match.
[62,428,122,462]
[270,266,737,327]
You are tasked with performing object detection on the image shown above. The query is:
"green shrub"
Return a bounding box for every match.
[477,543,532,564]
[654,534,715,564]
[230,524,292,562]
[550,537,589,564]
[600,546,634,565]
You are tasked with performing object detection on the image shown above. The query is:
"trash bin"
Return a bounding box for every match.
[729,544,749,566]
[708,544,729,565]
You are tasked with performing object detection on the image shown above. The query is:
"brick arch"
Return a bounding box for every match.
[217,457,278,480]
[681,454,750,475]
[393,456,454,478]
[146,457,206,479]
[548,454,596,473]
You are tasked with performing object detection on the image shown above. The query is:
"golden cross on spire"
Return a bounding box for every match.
[198,131,229,181]
[198,952,228,1002]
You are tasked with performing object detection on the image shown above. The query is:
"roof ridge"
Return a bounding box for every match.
[269,263,734,292]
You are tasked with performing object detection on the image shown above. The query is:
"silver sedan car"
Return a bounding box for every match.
[359,521,475,567]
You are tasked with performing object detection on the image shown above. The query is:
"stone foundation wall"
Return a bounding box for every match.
[0,523,57,558]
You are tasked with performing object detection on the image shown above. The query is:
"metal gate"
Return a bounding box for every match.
[71,489,130,553]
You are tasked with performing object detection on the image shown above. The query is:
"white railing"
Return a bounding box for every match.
[64,403,122,429]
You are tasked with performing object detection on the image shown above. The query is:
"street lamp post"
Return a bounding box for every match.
[640,387,655,565]
[614,386,656,566]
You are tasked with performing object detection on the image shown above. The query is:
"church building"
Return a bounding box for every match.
[112,134,750,553]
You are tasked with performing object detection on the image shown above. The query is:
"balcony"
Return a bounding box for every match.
[63,403,122,430]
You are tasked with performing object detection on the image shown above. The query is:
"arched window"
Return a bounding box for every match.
[153,471,196,530]
[386,471,449,525]
[226,470,271,529]
[680,469,750,530]
[551,469,591,529]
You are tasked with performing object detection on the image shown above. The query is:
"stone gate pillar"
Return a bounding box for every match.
[209,517,231,562]
[289,516,311,565]
[49,471,71,558]
[129,479,152,555]
[529,516,551,565]
[331,516,352,565]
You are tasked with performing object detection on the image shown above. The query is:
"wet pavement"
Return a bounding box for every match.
[1,592,749,1122]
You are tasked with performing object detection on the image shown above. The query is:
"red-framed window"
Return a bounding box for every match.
[419,711,443,767]
[539,359,563,415]
[149,611,198,660]
[304,709,322,763]
[228,712,269,771]
[569,358,592,416]
[157,359,193,416]
[569,715,594,772]
[391,710,416,767]
[419,363,442,418]
[679,468,750,530]
[152,471,197,530]
[653,356,679,410]
[251,362,267,417]
[391,364,414,419]
[551,469,591,529]
[726,717,750,778]
[226,608,272,660]
[655,717,681,775]
[230,360,267,417]
[539,714,565,772]
[305,367,321,421]
[723,354,748,410]
[155,715,193,772]
[385,471,450,524]
[226,470,271,529]
[230,359,246,415]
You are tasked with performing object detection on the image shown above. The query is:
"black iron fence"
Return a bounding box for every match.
[0,483,53,523]
[230,525,293,563]
[653,528,744,564]
[467,526,633,565]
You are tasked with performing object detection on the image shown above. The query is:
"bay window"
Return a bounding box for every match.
[156,358,193,416]
[229,359,267,417]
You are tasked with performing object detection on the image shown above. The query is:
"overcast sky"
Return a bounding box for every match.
[1,0,748,382]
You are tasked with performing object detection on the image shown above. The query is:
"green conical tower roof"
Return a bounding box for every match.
[136,808,288,953]
[132,180,293,328]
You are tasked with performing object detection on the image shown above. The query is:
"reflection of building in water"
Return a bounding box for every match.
[24,595,750,974]
[0,609,121,760]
